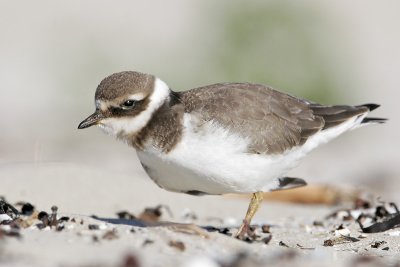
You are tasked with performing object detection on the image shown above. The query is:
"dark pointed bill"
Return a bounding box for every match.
[78,111,104,129]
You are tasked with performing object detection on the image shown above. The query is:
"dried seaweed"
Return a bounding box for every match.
[325,198,400,233]
[357,203,400,233]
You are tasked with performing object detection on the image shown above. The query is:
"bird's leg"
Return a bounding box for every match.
[234,191,264,239]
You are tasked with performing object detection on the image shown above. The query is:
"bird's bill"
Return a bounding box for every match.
[78,111,104,129]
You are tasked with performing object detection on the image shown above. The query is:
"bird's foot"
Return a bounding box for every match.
[234,219,250,240]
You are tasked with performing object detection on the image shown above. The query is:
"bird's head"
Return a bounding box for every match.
[78,71,170,138]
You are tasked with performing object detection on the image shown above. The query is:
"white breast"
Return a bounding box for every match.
[137,113,366,194]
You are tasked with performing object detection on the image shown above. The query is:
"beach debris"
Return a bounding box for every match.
[165,223,210,238]
[102,229,119,240]
[296,244,315,250]
[0,199,39,234]
[325,209,352,221]
[20,203,35,216]
[142,239,154,247]
[116,204,173,223]
[370,240,387,249]
[279,241,290,247]
[334,224,351,237]
[168,240,186,251]
[203,224,273,244]
[357,202,400,233]
[0,198,19,219]
[323,235,360,246]
[0,209,22,239]
[88,224,100,230]
[21,204,34,216]
[204,226,231,236]
[262,235,272,244]
[117,211,137,220]
[325,198,400,234]
[138,205,173,222]
[37,211,50,227]
[0,213,12,224]
[313,220,324,227]
[36,205,69,231]
[354,198,371,209]
[261,224,270,233]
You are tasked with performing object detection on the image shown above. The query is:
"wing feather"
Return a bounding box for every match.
[180,83,324,154]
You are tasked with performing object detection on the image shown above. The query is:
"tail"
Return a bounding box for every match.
[357,104,387,124]
[310,103,387,130]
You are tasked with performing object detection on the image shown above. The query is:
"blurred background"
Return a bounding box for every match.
[1,0,399,210]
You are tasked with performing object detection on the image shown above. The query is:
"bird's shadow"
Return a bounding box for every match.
[92,216,235,236]
[92,216,152,227]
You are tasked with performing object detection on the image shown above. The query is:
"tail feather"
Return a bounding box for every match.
[358,103,380,111]
[361,117,387,124]
[357,103,387,124]
[310,102,386,130]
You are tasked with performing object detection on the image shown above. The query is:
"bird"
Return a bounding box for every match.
[78,71,385,238]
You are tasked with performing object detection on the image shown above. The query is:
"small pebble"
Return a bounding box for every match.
[335,228,351,237]
[262,235,272,244]
[103,229,119,240]
[261,224,270,233]
[88,224,100,230]
[21,203,35,216]
[168,240,186,251]
[371,241,386,249]
[142,239,154,247]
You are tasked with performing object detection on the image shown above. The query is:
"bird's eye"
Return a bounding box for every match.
[121,100,136,110]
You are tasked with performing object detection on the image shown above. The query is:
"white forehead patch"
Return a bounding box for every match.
[95,100,108,111]
[98,77,170,138]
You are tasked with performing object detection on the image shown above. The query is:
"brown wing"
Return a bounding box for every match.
[179,83,375,155]
[179,83,324,155]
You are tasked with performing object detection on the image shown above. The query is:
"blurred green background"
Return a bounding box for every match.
[0,1,398,191]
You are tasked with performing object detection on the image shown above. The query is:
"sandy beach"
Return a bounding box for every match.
[2,162,400,267]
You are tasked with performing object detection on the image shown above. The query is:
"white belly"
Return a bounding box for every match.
[136,113,365,195]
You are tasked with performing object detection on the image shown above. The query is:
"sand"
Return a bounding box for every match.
[1,162,400,267]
